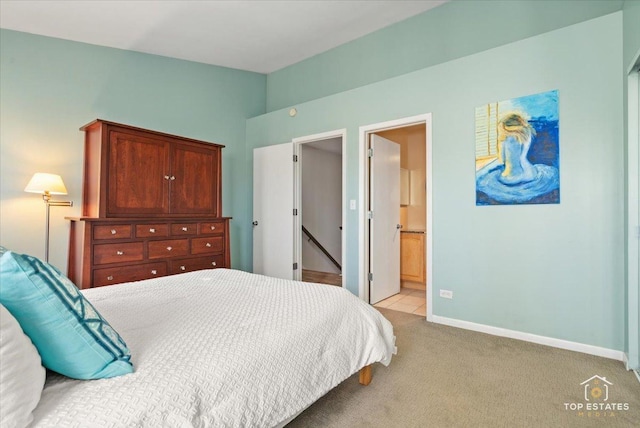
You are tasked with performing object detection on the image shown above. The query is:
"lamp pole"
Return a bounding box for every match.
[42,191,72,263]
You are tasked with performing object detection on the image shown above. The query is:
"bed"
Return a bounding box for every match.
[2,266,395,427]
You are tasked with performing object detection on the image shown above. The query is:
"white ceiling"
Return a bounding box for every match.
[305,137,342,155]
[0,0,448,74]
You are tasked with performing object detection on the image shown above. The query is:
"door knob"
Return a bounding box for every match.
[252,221,258,226]
[397,224,403,229]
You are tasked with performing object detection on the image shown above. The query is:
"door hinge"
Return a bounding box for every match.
[368,272,373,282]
[293,262,298,270]
[367,148,374,158]
[293,154,298,162]
[293,208,298,216]
[367,210,373,219]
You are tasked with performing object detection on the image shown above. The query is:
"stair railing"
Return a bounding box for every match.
[301,225,341,271]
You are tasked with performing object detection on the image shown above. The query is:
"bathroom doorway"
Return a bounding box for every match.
[359,114,433,319]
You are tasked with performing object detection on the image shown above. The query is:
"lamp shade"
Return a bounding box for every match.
[24,173,68,195]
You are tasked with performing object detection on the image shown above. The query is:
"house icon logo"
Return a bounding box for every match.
[580,375,612,402]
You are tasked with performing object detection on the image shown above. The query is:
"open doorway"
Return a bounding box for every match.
[293,131,346,287]
[378,125,427,293]
[299,138,343,286]
[359,114,433,319]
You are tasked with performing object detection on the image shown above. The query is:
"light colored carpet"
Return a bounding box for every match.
[287,309,640,427]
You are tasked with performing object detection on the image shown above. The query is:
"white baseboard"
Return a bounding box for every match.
[431,315,625,361]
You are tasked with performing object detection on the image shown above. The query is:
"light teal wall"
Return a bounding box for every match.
[0,29,265,271]
[266,0,623,112]
[623,0,640,369]
[248,13,625,350]
[623,0,640,70]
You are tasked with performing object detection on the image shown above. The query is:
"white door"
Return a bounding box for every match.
[253,143,294,279]
[369,134,401,304]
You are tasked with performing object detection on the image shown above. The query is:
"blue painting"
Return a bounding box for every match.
[475,90,559,205]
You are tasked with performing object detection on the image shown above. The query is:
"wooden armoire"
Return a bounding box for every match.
[67,119,231,289]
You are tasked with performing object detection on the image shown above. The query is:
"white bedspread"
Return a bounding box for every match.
[31,269,396,427]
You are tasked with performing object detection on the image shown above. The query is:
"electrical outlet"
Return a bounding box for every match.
[439,289,453,299]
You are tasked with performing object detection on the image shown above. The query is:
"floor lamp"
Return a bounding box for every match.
[24,173,73,263]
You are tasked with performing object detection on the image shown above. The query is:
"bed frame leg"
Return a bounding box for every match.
[359,365,372,386]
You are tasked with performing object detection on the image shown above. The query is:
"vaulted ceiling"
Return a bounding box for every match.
[0,0,448,74]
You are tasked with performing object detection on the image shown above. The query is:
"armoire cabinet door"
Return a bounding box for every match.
[170,143,220,216]
[108,131,171,215]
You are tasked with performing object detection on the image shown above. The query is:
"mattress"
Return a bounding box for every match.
[31,269,396,427]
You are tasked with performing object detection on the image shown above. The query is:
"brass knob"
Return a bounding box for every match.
[166,246,172,251]
[182,227,188,232]
[149,228,156,233]
[107,275,114,281]
[206,242,212,247]
[180,266,186,271]
[111,229,116,234]
[210,226,216,230]
[212,261,217,267]
[116,250,124,255]
[151,270,157,275]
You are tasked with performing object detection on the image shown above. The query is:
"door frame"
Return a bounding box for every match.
[358,113,433,319]
[626,54,640,372]
[292,129,347,287]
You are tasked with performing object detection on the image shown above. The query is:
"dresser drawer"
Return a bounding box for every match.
[148,239,189,259]
[136,223,169,238]
[67,217,231,289]
[199,221,225,235]
[171,223,198,236]
[93,224,132,240]
[170,254,225,274]
[191,236,223,255]
[93,242,143,265]
[93,262,167,287]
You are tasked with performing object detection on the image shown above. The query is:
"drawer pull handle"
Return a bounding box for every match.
[182,227,188,232]
[151,270,157,275]
[111,229,116,235]
[170,176,176,181]
[149,228,156,233]
[107,275,114,281]
[210,226,216,230]
[164,175,170,180]
[167,246,173,251]
[180,265,186,271]
[116,250,124,255]
[211,261,217,267]
[205,242,212,247]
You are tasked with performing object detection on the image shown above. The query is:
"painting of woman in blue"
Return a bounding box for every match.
[475,90,559,205]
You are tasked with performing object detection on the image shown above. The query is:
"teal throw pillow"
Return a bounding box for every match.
[0,251,133,379]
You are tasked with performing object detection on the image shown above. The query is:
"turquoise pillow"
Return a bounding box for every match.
[0,251,133,379]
